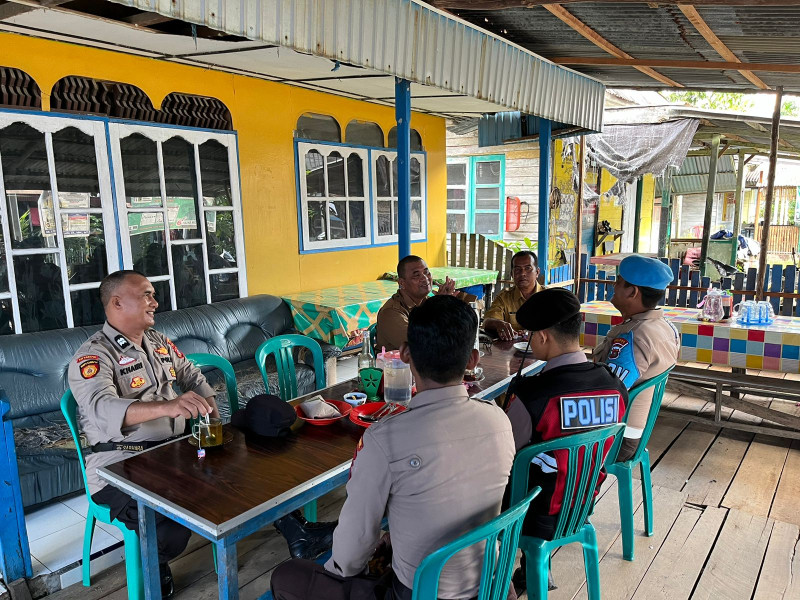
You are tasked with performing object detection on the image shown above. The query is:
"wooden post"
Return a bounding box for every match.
[538,119,552,284]
[575,137,585,291]
[657,167,674,258]
[633,176,644,252]
[699,135,722,277]
[757,87,784,301]
[730,149,746,265]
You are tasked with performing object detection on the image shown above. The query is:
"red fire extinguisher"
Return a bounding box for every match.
[505,196,521,232]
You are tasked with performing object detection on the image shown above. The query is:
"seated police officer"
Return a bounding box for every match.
[503,289,628,593]
[271,295,516,600]
[69,271,335,598]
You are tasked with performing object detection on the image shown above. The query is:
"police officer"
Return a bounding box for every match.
[483,250,545,341]
[592,255,679,462]
[271,296,516,600]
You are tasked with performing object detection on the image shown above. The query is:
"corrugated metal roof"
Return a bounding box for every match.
[655,155,737,195]
[103,0,605,130]
[477,111,591,147]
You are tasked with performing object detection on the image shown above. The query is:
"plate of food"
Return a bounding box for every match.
[350,402,407,427]
[295,399,351,426]
[513,341,532,354]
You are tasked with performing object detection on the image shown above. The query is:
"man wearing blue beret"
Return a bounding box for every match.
[593,255,679,461]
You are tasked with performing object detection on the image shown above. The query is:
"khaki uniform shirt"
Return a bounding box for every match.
[483,282,545,331]
[68,323,215,494]
[325,385,515,597]
[593,309,679,438]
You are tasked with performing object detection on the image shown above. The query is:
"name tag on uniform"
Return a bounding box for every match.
[560,394,621,430]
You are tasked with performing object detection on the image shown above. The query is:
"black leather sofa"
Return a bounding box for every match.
[0,295,340,509]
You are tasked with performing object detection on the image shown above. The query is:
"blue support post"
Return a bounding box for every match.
[395,77,412,261]
[538,119,552,284]
[0,393,32,582]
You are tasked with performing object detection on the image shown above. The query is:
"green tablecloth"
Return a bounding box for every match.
[282,266,498,348]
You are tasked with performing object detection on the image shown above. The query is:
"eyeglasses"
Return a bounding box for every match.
[512,265,536,275]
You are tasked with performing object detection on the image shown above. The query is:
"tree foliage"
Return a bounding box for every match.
[664,91,754,112]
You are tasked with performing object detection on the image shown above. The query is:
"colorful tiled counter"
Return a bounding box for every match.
[581,301,800,374]
[282,267,498,348]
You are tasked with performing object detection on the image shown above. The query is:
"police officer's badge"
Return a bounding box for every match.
[115,335,130,350]
[130,376,146,388]
[169,367,176,378]
[79,359,100,379]
[155,346,169,355]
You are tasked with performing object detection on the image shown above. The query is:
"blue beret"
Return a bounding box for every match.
[618,255,673,290]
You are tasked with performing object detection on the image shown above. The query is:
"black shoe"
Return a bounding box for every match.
[160,564,175,600]
[274,511,337,560]
[512,567,526,596]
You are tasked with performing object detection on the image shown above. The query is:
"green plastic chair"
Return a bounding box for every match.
[606,367,674,562]
[187,353,240,414]
[366,323,378,354]
[510,424,626,600]
[255,335,325,521]
[60,390,145,600]
[255,335,325,402]
[411,489,541,600]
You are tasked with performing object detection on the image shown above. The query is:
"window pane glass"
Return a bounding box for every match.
[411,200,422,234]
[349,201,365,238]
[14,253,67,332]
[377,200,392,235]
[388,127,422,151]
[71,288,104,327]
[296,113,340,142]
[172,244,207,308]
[475,213,500,235]
[53,127,101,209]
[376,156,390,197]
[447,188,466,211]
[327,152,345,197]
[152,279,172,312]
[0,299,14,335]
[1,123,54,250]
[199,140,232,207]
[120,134,161,208]
[308,201,327,241]
[393,199,399,234]
[331,200,348,240]
[163,137,201,240]
[475,161,501,185]
[410,158,421,197]
[447,163,466,186]
[305,150,325,197]
[211,272,239,303]
[447,201,466,211]
[129,212,168,276]
[392,158,398,196]
[347,153,363,197]
[204,211,238,268]
[62,213,107,284]
[0,225,8,293]
[476,187,500,210]
[345,121,383,147]
[447,213,465,233]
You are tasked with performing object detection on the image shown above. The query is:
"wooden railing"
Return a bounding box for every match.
[579,253,800,316]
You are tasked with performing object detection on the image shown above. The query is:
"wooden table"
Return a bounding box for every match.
[97,341,542,600]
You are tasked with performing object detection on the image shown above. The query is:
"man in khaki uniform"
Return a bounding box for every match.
[593,255,679,461]
[483,251,545,341]
[69,270,218,598]
[376,255,473,351]
[271,296,516,600]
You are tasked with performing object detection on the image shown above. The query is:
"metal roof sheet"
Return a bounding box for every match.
[103,0,605,130]
[654,155,737,195]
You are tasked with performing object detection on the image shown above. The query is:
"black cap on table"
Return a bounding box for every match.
[515,288,582,332]
[231,394,296,437]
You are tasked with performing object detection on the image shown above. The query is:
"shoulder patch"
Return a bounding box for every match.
[79,360,100,379]
[130,376,146,389]
[606,337,629,360]
[76,354,99,363]
[166,339,184,359]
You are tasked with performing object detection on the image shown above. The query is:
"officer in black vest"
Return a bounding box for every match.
[503,288,628,594]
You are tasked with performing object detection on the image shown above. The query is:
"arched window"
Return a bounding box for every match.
[0,67,41,110]
[296,113,341,142]
[388,127,423,151]
[345,120,383,147]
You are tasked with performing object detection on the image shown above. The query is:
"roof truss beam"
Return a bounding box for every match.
[541,4,681,87]
[550,56,800,74]
[428,1,800,7]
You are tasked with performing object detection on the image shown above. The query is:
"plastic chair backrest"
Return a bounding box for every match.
[609,367,673,465]
[367,323,378,353]
[411,489,540,600]
[60,390,93,499]
[255,335,325,401]
[187,353,240,413]
[510,424,625,541]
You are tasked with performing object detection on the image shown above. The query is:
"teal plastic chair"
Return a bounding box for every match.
[255,335,325,521]
[606,367,674,562]
[510,424,625,600]
[60,390,145,600]
[187,353,240,414]
[412,489,541,600]
[255,335,325,402]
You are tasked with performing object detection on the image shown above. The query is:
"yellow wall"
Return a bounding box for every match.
[0,33,447,295]
[551,139,578,261]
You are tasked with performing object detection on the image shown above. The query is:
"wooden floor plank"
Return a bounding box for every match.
[752,520,800,600]
[721,435,791,517]
[692,509,773,600]
[682,429,753,507]
[650,424,719,493]
[630,506,726,600]
[647,416,689,465]
[769,440,800,528]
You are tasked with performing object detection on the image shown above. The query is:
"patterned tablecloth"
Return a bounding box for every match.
[581,301,800,374]
[282,267,499,348]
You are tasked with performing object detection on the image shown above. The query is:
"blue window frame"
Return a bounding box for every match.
[446,155,505,240]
